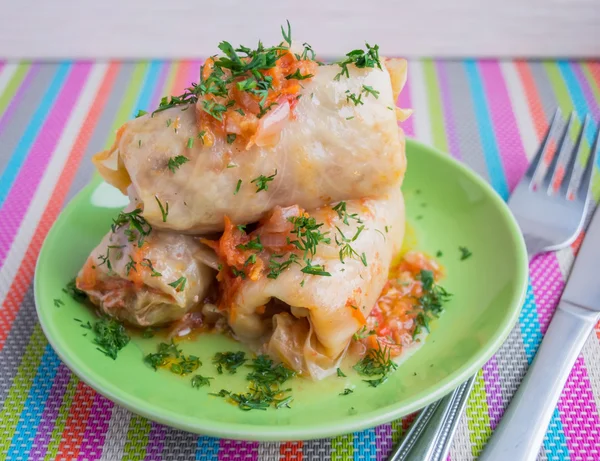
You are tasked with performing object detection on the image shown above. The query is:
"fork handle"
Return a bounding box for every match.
[480,302,599,461]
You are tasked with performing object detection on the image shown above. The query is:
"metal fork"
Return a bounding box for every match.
[389,109,599,461]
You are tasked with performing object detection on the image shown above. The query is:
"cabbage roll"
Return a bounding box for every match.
[93,57,409,234]
[206,190,405,379]
[76,211,215,327]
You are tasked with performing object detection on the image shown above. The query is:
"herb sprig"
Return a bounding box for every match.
[167,155,189,173]
[353,342,398,387]
[212,354,295,411]
[213,351,247,374]
[112,208,152,248]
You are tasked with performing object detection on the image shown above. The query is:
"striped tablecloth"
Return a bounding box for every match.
[0,59,599,461]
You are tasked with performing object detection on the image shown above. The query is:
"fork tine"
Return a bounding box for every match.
[575,121,600,201]
[560,115,589,196]
[543,112,574,193]
[525,108,562,186]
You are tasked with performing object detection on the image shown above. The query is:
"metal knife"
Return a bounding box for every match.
[480,203,600,460]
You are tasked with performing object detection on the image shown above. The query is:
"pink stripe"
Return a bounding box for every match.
[218,440,259,460]
[435,60,461,160]
[478,61,528,192]
[30,364,71,459]
[557,356,600,459]
[530,253,564,334]
[398,71,414,137]
[375,424,392,461]
[188,60,201,87]
[0,63,91,268]
[481,356,503,430]
[0,64,39,136]
[76,394,114,461]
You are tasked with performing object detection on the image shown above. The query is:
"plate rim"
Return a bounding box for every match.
[34,138,529,441]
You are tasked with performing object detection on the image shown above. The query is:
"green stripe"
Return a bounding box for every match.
[0,63,31,119]
[122,414,152,461]
[422,59,449,152]
[0,325,48,459]
[465,369,491,457]
[580,64,600,202]
[331,433,354,461]
[102,61,150,150]
[44,374,79,461]
[391,418,403,445]
[544,62,600,200]
[161,61,179,99]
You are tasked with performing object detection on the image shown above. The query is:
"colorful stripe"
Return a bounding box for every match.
[331,434,353,461]
[0,63,29,120]
[463,60,509,199]
[0,63,71,206]
[217,440,258,460]
[397,70,414,137]
[0,63,92,268]
[435,60,461,159]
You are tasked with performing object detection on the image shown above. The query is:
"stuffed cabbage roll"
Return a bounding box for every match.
[205,190,405,379]
[76,209,215,327]
[93,54,409,234]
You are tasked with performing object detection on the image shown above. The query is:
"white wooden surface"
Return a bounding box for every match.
[0,0,599,59]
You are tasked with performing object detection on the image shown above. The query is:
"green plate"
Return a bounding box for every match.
[34,139,528,441]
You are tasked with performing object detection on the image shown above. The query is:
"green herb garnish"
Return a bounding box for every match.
[144,341,200,375]
[336,225,367,265]
[89,317,130,360]
[300,260,331,277]
[332,201,362,225]
[334,43,382,81]
[267,254,300,279]
[340,388,354,396]
[412,270,452,339]
[154,196,169,222]
[234,179,242,195]
[141,258,162,277]
[226,133,237,144]
[287,216,331,258]
[135,110,148,118]
[191,374,213,388]
[285,69,313,80]
[125,256,137,276]
[345,90,363,106]
[337,368,347,377]
[168,276,187,292]
[251,170,277,192]
[63,278,87,302]
[231,267,246,279]
[212,355,295,411]
[237,236,263,252]
[353,325,376,341]
[53,298,64,308]
[353,342,398,387]
[459,246,472,260]
[213,351,247,374]
[361,85,380,99]
[112,208,152,248]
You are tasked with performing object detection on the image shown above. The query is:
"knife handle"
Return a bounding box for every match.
[479,302,598,461]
